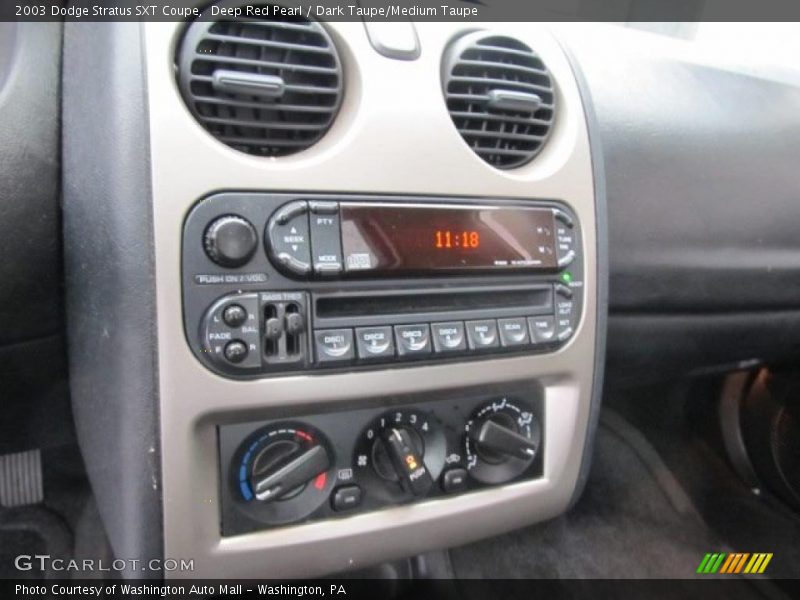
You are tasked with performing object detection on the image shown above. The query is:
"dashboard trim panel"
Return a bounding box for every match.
[144,21,602,578]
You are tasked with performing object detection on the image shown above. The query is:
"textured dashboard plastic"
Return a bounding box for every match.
[62,23,163,575]
[562,27,800,313]
[0,22,63,345]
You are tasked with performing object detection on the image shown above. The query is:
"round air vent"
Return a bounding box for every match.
[177,5,343,157]
[442,32,556,169]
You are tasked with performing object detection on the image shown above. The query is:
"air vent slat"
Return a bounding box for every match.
[204,33,333,55]
[474,43,542,59]
[472,147,535,158]
[202,116,332,131]
[443,32,556,169]
[450,111,553,127]
[191,95,337,113]
[194,54,339,75]
[190,75,340,96]
[456,60,549,79]
[458,129,546,143]
[448,76,553,96]
[216,135,313,147]
[177,3,343,157]
[446,93,554,112]
[234,18,318,32]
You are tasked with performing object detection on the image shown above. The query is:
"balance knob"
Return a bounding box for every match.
[204,215,258,268]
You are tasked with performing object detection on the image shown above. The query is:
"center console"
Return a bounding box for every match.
[138,17,605,579]
[182,191,584,536]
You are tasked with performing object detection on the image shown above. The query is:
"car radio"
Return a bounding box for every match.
[181,193,584,379]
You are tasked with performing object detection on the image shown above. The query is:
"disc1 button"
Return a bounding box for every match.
[314,329,355,363]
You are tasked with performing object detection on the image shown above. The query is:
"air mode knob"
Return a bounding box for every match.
[465,399,541,485]
[204,215,258,268]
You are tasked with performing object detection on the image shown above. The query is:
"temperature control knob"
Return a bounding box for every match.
[465,398,541,485]
[251,442,330,502]
[233,424,334,526]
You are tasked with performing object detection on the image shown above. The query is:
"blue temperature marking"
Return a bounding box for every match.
[240,480,253,501]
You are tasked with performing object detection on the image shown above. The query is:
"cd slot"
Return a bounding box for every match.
[314,285,553,328]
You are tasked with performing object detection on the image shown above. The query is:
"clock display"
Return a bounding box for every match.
[434,230,480,249]
[340,202,558,273]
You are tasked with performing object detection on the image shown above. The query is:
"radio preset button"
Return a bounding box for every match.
[394,324,432,356]
[555,283,574,299]
[554,210,577,269]
[267,201,312,276]
[498,318,530,347]
[465,320,499,350]
[355,326,394,360]
[528,316,556,343]
[314,329,355,362]
[310,204,343,276]
[309,200,339,215]
[432,321,466,352]
[554,283,576,342]
[558,326,574,341]
[553,208,574,228]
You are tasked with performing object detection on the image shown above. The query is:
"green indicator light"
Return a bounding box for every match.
[561,272,573,283]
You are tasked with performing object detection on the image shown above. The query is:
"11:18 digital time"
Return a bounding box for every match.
[434,230,480,249]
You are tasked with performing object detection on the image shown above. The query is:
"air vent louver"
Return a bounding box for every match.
[442,33,556,169]
[177,6,343,157]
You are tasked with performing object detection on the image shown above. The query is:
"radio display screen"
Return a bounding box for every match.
[340,203,558,273]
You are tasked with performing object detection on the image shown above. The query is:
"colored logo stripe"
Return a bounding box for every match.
[744,553,773,574]
[697,553,726,573]
[697,553,772,575]
[720,553,749,573]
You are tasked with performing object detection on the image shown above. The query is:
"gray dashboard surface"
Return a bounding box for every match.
[562,26,800,313]
[62,22,162,573]
[0,22,63,344]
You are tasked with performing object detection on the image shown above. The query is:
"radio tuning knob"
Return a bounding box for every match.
[204,215,258,268]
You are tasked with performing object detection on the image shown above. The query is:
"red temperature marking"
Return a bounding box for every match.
[313,472,327,490]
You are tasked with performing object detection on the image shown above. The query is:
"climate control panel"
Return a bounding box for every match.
[218,385,544,536]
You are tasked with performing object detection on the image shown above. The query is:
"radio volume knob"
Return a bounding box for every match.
[204,215,258,268]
